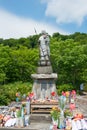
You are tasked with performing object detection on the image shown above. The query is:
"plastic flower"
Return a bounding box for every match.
[51,92,56,96]
[62,91,66,96]
[16,92,20,97]
[64,109,73,117]
[69,103,75,111]
[71,90,76,99]
[28,92,34,99]
[26,96,30,101]
[50,107,60,120]
[65,91,70,97]
[71,90,76,95]
[52,106,58,110]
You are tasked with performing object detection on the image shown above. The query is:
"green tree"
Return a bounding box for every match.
[51,38,87,87]
[0,45,11,84]
[6,46,39,82]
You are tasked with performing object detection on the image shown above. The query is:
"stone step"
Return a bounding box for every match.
[30,114,52,123]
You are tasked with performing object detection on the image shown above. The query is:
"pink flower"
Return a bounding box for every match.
[70,103,75,111]
[71,90,76,99]
[71,90,76,95]
[62,91,66,96]
[28,92,34,99]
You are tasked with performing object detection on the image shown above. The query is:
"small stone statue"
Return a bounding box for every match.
[38,30,50,66]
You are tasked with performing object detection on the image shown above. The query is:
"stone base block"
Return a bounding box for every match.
[37,66,53,74]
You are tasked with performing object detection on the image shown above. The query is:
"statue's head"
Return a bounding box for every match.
[41,30,47,35]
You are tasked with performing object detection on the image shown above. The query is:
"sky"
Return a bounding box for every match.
[0,0,87,39]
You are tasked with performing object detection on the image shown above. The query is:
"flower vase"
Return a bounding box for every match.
[16,97,19,102]
[21,107,24,118]
[58,110,65,129]
[52,117,58,126]
[16,117,24,127]
[26,101,30,115]
[61,110,64,116]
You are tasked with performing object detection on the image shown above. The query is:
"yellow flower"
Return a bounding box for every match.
[52,106,57,110]
[50,107,60,120]
[65,91,70,97]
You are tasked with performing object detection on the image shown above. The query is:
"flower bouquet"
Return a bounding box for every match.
[64,109,73,118]
[62,91,70,104]
[50,107,60,119]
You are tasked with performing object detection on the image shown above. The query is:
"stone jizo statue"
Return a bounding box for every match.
[38,30,50,62]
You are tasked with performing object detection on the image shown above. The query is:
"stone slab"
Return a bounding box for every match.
[30,114,52,123]
[31,73,57,79]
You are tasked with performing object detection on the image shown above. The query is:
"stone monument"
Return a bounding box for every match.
[31,30,58,100]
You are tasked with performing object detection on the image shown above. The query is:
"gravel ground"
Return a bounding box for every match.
[76,94,87,117]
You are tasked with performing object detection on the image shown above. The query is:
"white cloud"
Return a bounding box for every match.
[42,0,87,25]
[0,9,67,39]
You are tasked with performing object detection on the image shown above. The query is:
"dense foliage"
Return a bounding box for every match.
[0,82,32,105]
[0,44,39,84]
[0,32,87,105]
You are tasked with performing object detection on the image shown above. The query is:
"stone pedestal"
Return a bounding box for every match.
[31,72,58,100]
[37,66,53,74]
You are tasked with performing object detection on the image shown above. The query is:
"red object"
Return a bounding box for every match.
[71,90,76,99]
[29,92,34,98]
[51,92,56,96]
[70,103,75,111]
[74,114,84,120]
[62,91,66,96]
[71,90,76,95]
